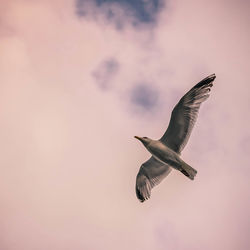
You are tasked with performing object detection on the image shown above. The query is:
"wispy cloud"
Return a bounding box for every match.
[75,0,164,29]
[92,58,119,90]
[130,83,159,112]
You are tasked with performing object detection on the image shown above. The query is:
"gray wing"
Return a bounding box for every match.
[136,157,172,202]
[160,74,216,153]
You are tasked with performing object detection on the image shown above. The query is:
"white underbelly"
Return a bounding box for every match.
[148,143,181,170]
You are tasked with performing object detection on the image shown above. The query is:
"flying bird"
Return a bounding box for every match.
[135,74,216,202]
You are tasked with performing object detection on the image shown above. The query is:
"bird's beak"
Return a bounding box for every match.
[134,136,142,141]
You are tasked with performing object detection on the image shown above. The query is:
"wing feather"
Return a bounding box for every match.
[160,74,216,153]
[135,157,171,202]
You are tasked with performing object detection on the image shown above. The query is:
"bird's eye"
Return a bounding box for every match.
[143,137,148,139]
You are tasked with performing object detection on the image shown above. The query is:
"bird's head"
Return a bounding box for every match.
[134,136,151,146]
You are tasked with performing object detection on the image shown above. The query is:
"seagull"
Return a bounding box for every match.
[134,74,216,202]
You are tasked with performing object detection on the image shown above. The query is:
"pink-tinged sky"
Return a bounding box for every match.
[0,0,250,249]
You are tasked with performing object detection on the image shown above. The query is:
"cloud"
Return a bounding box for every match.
[75,0,164,29]
[130,83,159,112]
[92,58,120,90]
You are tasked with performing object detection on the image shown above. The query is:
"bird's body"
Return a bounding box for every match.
[146,140,182,170]
[135,74,216,202]
[136,138,197,180]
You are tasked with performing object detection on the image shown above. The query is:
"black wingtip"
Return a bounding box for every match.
[136,186,146,203]
[193,73,216,89]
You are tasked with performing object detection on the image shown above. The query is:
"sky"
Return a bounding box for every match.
[0,0,250,249]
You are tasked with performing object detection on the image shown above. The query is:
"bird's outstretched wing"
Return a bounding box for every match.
[136,157,172,202]
[160,74,216,153]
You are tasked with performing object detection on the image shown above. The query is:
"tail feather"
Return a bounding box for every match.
[181,162,197,180]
